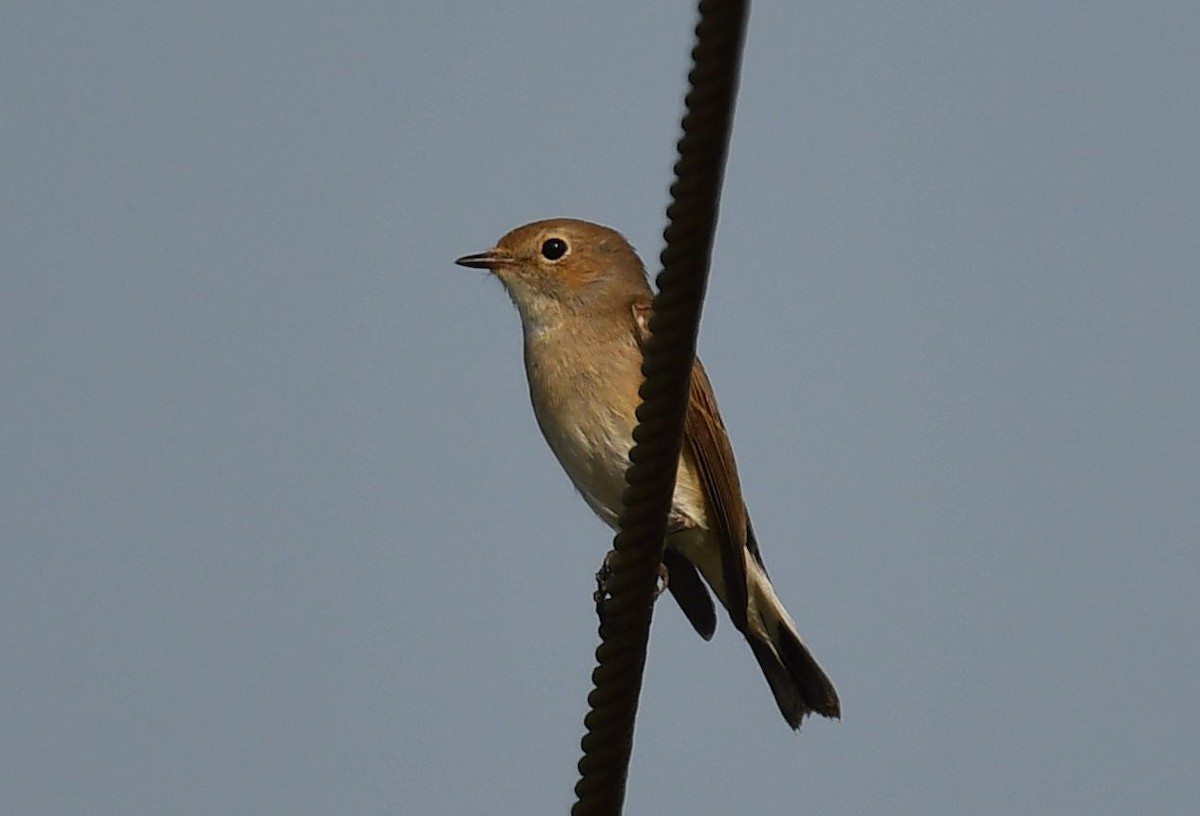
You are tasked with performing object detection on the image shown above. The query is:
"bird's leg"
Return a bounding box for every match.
[593,550,615,630]
[652,517,694,601]
[593,514,694,628]
[654,561,670,599]
[594,534,678,630]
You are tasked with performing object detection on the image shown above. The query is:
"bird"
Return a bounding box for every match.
[454,218,839,729]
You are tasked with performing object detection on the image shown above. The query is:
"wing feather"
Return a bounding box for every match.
[683,360,751,629]
[632,299,754,631]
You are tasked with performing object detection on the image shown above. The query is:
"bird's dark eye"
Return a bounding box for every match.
[541,237,568,261]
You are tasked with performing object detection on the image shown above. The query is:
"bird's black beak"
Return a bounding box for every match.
[454,249,512,270]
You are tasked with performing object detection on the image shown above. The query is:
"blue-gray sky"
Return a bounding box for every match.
[3,2,1198,813]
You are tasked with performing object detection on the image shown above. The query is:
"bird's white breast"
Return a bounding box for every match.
[521,318,709,532]
[522,324,639,528]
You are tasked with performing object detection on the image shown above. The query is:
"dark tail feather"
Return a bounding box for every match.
[663,548,717,640]
[747,624,840,729]
[774,624,841,720]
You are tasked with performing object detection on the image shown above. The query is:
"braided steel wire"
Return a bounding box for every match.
[570,2,749,813]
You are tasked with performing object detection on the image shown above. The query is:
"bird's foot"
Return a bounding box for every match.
[593,550,671,632]
[593,550,615,630]
[654,561,670,600]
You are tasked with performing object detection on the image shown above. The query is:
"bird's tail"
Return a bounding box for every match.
[743,562,841,729]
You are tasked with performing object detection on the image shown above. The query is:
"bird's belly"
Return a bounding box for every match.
[534,395,710,534]
[534,397,634,528]
[523,331,707,533]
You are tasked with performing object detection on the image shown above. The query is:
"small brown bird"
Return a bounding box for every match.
[455,218,839,728]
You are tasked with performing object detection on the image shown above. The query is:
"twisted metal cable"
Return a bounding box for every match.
[570,2,749,813]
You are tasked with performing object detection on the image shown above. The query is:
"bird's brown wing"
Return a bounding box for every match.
[683,359,752,630]
[631,300,754,631]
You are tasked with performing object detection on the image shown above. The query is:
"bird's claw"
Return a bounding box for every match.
[593,551,615,629]
[655,561,670,600]
[593,551,671,632]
